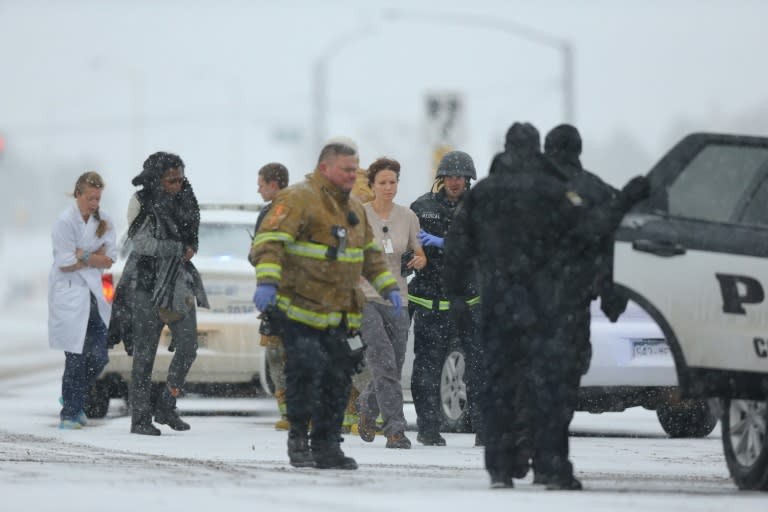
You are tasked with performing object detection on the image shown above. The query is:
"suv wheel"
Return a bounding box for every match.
[439,343,471,433]
[656,399,717,438]
[722,398,768,490]
[83,379,111,418]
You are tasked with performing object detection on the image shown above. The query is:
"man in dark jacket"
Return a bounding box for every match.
[409,150,484,447]
[445,122,649,489]
[544,124,628,371]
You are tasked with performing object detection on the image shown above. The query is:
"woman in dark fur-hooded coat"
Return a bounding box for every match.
[108,151,208,436]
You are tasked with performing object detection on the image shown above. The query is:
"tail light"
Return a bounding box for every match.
[102,274,115,304]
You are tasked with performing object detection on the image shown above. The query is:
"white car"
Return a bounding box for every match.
[400,298,717,439]
[85,204,267,416]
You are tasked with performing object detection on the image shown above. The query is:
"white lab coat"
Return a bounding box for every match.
[48,204,118,353]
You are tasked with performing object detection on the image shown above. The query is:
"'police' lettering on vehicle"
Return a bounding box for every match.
[754,337,768,358]
[715,273,765,314]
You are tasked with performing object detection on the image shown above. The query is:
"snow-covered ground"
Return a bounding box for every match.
[1,231,766,511]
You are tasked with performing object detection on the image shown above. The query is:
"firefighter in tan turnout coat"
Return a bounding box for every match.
[249,140,401,469]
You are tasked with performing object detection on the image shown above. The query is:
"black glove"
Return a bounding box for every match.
[620,175,651,209]
[600,286,629,323]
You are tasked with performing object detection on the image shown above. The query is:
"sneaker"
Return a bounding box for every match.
[417,431,446,446]
[59,397,87,426]
[385,432,412,449]
[274,416,290,431]
[131,422,161,436]
[357,414,377,443]
[59,419,83,430]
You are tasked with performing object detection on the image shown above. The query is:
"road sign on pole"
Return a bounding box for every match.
[424,91,465,178]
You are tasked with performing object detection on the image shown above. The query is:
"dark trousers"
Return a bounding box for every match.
[481,317,533,481]
[130,289,197,425]
[481,304,586,482]
[529,303,591,478]
[61,293,109,420]
[410,305,485,435]
[281,318,352,443]
[528,329,582,479]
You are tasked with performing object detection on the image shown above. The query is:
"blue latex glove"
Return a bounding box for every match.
[418,229,444,249]
[388,290,402,316]
[253,284,277,312]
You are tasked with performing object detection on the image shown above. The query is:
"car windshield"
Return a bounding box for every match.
[196,223,253,259]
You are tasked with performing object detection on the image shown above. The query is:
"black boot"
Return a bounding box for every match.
[311,440,358,470]
[545,475,582,491]
[416,431,446,446]
[287,427,315,468]
[489,472,514,489]
[131,422,161,436]
[155,386,190,431]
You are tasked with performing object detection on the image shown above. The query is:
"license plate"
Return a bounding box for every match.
[226,303,256,314]
[631,339,670,358]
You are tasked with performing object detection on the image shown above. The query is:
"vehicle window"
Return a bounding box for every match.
[739,176,768,226]
[197,223,253,259]
[667,145,768,223]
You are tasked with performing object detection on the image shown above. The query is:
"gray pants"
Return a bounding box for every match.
[357,301,410,436]
[130,289,198,425]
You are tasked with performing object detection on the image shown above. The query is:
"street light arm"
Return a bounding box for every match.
[381,8,575,123]
[312,25,376,154]
[382,8,565,49]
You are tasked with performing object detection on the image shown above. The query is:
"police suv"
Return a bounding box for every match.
[613,133,768,490]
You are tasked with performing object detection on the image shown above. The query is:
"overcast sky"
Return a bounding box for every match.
[1,0,767,227]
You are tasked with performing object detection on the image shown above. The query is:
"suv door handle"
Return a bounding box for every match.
[632,239,687,257]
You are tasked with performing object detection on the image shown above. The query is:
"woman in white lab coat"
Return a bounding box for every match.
[48,171,117,429]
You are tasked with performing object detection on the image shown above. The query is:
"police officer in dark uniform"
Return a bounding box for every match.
[409,150,484,447]
[544,124,629,372]
[445,122,649,489]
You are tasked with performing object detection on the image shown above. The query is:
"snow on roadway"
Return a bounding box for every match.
[1,231,766,511]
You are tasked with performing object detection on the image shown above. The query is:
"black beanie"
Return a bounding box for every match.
[544,124,582,157]
[504,122,541,153]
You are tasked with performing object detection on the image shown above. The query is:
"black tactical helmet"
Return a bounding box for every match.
[435,150,477,180]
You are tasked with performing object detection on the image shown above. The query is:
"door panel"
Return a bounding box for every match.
[615,133,768,399]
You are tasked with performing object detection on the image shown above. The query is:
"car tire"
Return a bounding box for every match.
[83,379,111,419]
[439,342,472,433]
[722,398,768,490]
[656,399,718,438]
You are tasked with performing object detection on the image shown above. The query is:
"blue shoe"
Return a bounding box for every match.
[58,396,87,426]
[59,419,83,430]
